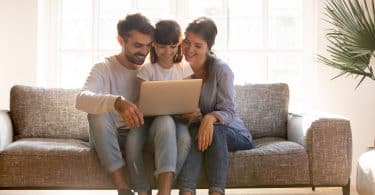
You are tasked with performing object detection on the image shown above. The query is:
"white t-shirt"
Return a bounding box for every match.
[137,61,193,81]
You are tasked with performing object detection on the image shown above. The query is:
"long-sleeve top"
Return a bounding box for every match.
[200,57,252,141]
[75,55,140,128]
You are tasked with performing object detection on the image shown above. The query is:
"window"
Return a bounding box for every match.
[38,0,316,112]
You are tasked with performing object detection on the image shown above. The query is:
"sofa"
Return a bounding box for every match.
[0,84,352,194]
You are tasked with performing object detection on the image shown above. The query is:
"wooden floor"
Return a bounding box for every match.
[0,188,359,195]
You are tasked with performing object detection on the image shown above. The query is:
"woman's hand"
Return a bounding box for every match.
[177,108,201,124]
[197,113,218,151]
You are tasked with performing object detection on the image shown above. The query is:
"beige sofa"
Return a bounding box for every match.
[0,84,352,194]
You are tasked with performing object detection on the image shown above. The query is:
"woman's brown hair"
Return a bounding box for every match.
[186,17,218,81]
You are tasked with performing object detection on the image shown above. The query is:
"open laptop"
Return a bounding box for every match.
[137,79,202,116]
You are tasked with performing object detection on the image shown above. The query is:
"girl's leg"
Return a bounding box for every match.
[175,120,192,176]
[149,115,177,195]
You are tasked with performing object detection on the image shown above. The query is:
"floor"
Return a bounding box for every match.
[0,188,359,195]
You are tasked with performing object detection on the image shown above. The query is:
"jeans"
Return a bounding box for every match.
[177,124,252,194]
[125,115,191,192]
[87,113,135,172]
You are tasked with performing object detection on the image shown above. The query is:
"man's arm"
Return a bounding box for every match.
[76,90,119,114]
[75,63,119,114]
[75,62,144,128]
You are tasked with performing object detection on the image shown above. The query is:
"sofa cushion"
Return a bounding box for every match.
[0,138,310,188]
[0,138,112,188]
[10,85,89,141]
[234,83,289,139]
[224,137,310,187]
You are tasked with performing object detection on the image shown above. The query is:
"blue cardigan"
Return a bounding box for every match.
[199,57,252,142]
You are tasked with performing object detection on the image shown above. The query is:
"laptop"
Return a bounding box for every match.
[137,79,202,116]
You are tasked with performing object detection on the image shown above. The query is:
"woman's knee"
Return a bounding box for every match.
[211,124,227,143]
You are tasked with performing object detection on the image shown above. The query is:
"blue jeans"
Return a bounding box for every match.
[88,114,191,192]
[177,124,252,194]
[87,113,133,172]
[123,115,191,192]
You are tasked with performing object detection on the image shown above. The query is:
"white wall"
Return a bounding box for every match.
[315,0,375,188]
[0,0,38,110]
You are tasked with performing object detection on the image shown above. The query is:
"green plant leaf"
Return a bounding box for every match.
[318,0,375,87]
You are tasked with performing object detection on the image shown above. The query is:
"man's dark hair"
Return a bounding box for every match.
[117,13,154,40]
[150,20,183,63]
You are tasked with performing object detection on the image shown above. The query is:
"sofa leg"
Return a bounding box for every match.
[342,178,350,195]
[312,186,315,191]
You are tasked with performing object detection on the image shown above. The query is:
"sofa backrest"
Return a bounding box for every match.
[10,85,89,141]
[234,83,289,139]
[9,84,289,141]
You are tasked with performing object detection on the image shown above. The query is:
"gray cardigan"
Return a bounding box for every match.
[199,57,252,141]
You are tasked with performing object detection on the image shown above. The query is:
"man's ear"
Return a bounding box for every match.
[117,35,124,46]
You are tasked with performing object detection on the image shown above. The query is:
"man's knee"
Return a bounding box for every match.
[87,113,114,131]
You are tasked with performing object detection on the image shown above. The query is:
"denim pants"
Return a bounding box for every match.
[126,115,191,192]
[177,124,252,194]
[87,113,191,192]
[87,113,131,172]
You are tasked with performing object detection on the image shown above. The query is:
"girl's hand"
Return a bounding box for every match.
[197,114,217,151]
[177,108,201,124]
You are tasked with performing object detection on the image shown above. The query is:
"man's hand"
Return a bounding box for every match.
[114,97,144,128]
[197,113,218,152]
[177,108,201,124]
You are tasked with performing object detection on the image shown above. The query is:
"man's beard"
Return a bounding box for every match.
[125,51,147,65]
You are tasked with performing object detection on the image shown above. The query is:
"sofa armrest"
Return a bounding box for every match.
[0,110,13,152]
[287,112,352,186]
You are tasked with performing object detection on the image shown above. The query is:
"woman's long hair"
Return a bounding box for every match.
[186,17,218,81]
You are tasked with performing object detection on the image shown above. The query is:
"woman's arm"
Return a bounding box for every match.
[196,62,236,151]
[210,63,236,124]
[197,113,217,151]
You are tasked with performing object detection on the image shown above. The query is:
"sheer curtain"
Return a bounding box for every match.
[37,0,316,113]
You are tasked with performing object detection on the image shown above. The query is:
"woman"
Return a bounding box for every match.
[177,17,253,195]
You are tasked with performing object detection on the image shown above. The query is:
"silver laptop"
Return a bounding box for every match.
[137,79,202,116]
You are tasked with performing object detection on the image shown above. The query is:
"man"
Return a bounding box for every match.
[76,13,153,195]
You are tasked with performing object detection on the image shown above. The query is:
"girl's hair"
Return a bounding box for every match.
[186,17,217,81]
[150,20,183,63]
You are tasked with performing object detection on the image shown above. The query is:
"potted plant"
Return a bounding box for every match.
[318,0,375,88]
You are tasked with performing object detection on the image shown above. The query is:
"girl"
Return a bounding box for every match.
[126,20,193,195]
